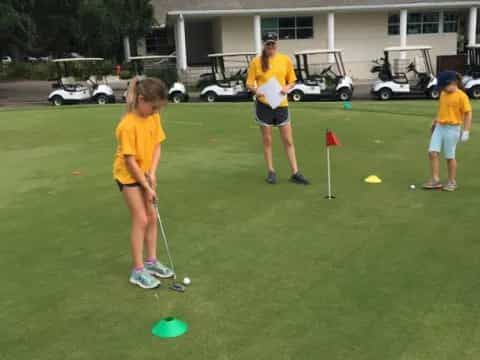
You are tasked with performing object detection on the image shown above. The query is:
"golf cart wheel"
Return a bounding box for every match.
[337,88,352,101]
[378,88,392,101]
[290,90,304,102]
[96,94,108,105]
[205,92,217,103]
[470,86,480,99]
[51,95,64,106]
[428,87,440,100]
[170,92,184,104]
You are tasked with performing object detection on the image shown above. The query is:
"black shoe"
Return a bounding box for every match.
[290,172,310,185]
[266,171,277,184]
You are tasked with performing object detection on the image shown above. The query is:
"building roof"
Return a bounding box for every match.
[153,0,479,23]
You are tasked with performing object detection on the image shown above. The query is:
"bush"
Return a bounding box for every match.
[119,70,133,80]
[0,62,60,81]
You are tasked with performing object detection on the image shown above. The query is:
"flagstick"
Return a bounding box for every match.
[325,146,335,200]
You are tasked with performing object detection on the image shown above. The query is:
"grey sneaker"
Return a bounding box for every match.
[266,171,277,184]
[290,172,310,185]
[129,269,160,289]
[145,260,175,279]
[443,182,457,192]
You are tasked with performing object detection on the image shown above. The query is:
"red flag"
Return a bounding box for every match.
[326,129,341,147]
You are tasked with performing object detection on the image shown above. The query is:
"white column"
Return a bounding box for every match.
[254,15,262,55]
[123,36,131,61]
[469,7,478,46]
[400,9,408,59]
[439,11,444,34]
[175,14,187,71]
[327,12,335,63]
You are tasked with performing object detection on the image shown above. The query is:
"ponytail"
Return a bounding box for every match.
[126,76,140,112]
[126,76,168,113]
[261,49,269,73]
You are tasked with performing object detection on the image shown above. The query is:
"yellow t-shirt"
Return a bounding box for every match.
[437,89,472,125]
[246,53,297,108]
[113,112,166,184]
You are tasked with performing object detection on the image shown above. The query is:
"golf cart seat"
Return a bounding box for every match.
[392,73,409,84]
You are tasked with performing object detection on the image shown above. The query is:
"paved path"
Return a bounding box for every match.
[0,80,375,108]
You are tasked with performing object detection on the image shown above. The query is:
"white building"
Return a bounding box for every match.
[139,0,480,79]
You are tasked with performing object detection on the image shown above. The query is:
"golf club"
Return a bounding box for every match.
[153,202,185,293]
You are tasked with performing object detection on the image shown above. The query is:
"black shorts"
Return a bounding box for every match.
[115,179,141,192]
[255,101,290,127]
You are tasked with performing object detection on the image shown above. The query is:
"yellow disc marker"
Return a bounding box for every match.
[364,175,382,184]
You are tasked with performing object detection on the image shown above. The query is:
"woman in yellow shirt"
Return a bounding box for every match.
[113,78,174,289]
[424,71,472,191]
[246,32,310,185]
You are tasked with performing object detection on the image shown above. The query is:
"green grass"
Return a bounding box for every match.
[2,101,480,360]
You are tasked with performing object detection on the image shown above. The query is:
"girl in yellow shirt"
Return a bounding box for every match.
[424,71,472,192]
[246,32,310,185]
[113,78,174,289]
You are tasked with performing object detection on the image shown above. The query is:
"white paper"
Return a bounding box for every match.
[257,78,285,109]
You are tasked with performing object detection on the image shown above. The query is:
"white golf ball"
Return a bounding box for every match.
[183,277,191,286]
[410,184,416,190]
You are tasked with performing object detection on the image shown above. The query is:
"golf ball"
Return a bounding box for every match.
[183,277,191,286]
[410,184,416,190]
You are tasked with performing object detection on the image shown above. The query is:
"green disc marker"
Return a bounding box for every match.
[343,101,352,110]
[152,317,188,338]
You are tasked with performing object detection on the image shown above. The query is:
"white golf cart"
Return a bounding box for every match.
[125,55,188,103]
[371,46,439,101]
[289,49,354,102]
[463,45,480,99]
[48,58,115,106]
[200,52,256,103]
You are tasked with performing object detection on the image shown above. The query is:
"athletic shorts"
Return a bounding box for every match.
[428,124,461,160]
[115,179,141,192]
[255,101,290,127]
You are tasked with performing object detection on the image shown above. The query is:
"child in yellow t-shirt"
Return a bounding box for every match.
[113,77,174,289]
[424,71,472,191]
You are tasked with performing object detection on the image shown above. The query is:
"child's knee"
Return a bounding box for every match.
[133,213,149,228]
[146,212,156,226]
[429,151,439,159]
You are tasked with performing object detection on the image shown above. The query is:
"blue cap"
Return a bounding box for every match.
[438,70,458,88]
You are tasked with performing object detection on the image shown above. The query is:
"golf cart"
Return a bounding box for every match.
[289,49,354,102]
[371,46,439,100]
[125,55,188,103]
[48,58,115,106]
[463,45,480,99]
[200,52,256,103]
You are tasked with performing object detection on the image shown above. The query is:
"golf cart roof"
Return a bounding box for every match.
[53,57,104,62]
[208,52,256,58]
[128,55,176,61]
[466,44,480,48]
[294,49,343,55]
[384,46,432,52]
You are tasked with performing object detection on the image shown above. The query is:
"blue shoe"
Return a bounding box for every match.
[129,269,160,289]
[145,260,175,279]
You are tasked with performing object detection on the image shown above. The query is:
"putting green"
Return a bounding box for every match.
[1,101,480,359]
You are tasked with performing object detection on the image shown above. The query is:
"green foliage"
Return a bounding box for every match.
[0,62,57,80]
[2,0,157,62]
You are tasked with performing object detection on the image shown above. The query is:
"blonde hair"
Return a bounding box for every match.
[126,77,168,112]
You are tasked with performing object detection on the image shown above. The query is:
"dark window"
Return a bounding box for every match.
[443,12,458,33]
[389,12,441,35]
[388,14,400,35]
[261,16,314,40]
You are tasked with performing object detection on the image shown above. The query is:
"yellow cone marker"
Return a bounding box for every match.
[364,175,382,184]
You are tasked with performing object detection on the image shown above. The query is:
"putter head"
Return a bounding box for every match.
[170,283,186,293]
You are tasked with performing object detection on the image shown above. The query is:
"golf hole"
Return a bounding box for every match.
[165,317,175,322]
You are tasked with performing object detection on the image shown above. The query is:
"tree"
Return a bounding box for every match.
[0,0,36,56]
